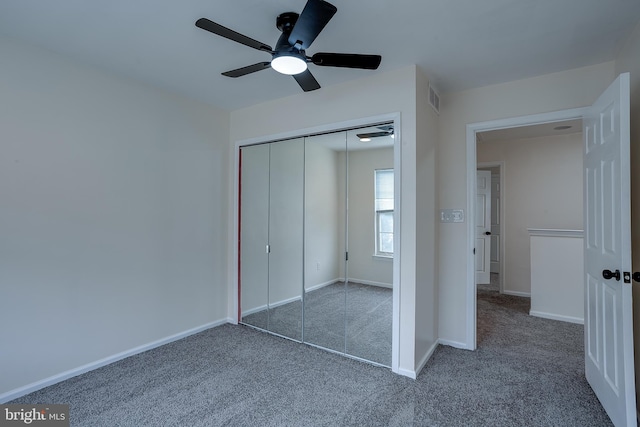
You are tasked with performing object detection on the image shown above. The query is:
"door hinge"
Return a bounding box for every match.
[266,244,271,254]
[345,252,349,261]
[624,271,631,283]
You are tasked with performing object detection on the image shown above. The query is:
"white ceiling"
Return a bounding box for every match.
[1,0,639,111]
[477,119,583,143]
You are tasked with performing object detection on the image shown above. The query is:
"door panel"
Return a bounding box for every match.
[267,138,304,340]
[490,173,500,273]
[303,131,347,353]
[583,72,635,427]
[475,170,491,284]
[239,145,270,330]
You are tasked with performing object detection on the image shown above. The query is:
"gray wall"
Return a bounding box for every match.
[0,37,231,397]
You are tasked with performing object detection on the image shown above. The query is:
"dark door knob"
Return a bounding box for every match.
[602,269,621,281]
[633,272,640,283]
[484,231,491,235]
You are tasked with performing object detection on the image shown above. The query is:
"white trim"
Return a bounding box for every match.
[391,113,402,375]
[241,295,303,317]
[529,310,584,324]
[348,278,393,289]
[305,279,342,293]
[0,320,229,403]
[466,107,589,351]
[502,290,531,298]
[438,338,471,350]
[270,295,302,309]
[414,341,439,377]
[527,228,584,238]
[396,367,417,379]
[233,112,402,374]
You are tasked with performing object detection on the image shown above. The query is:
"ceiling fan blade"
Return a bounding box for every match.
[293,69,321,92]
[222,62,272,78]
[356,131,392,139]
[196,18,272,52]
[288,0,337,50]
[311,53,381,70]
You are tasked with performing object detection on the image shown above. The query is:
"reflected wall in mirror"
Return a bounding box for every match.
[240,139,304,341]
[303,131,347,353]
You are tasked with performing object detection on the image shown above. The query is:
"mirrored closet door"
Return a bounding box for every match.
[240,138,303,341]
[239,124,394,366]
[303,131,348,354]
[344,128,394,366]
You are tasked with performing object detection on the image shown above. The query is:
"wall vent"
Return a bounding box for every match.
[428,83,440,114]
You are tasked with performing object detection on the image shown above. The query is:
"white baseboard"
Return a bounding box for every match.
[241,295,302,317]
[241,304,267,316]
[396,367,417,379]
[348,278,393,289]
[529,310,583,325]
[502,290,531,297]
[414,341,439,378]
[305,278,341,293]
[0,319,229,403]
[438,338,471,350]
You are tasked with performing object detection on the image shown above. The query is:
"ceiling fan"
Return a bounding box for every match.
[195,0,382,92]
[357,125,394,141]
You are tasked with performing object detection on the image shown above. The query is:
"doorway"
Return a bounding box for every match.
[465,107,588,350]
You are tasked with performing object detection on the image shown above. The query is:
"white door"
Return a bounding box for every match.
[490,172,501,274]
[476,170,492,284]
[584,72,635,427]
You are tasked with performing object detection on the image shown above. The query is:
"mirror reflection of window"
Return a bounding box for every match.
[374,168,394,257]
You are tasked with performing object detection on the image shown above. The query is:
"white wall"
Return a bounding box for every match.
[230,65,436,376]
[477,133,583,295]
[346,148,394,286]
[615,17,640,415]
[415,69,439,367]
[529,231,584,323]
[0,37,230,398]
[305,140,341,290]
[438,61,616,345]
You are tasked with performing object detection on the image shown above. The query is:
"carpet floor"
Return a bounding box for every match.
[242,281,392,366]
[10,281,612,426]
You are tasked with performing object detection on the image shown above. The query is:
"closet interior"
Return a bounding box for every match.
[239,123,394,366]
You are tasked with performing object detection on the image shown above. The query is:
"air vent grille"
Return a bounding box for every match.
[428,84,440,114]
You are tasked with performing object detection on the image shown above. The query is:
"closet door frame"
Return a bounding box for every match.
[233,113,401,373]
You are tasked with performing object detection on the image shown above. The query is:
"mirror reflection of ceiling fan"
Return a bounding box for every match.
[195,0,382,92]
[357,125,394,142]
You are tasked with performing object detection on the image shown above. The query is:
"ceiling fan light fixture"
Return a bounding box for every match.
[271,53,308,75]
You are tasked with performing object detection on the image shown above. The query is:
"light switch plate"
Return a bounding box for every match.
[440,209,464,223]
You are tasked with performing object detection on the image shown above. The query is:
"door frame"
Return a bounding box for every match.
[232,112,402,373]
[465,107,588,350]
[477,161,505,293]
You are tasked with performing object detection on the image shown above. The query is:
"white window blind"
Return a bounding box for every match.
[375,169,394,256]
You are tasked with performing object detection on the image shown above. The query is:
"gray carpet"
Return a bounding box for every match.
[243,281,392,366]
[10,282,612,426]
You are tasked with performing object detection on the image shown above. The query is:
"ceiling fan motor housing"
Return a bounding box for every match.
[276,12,299,33]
